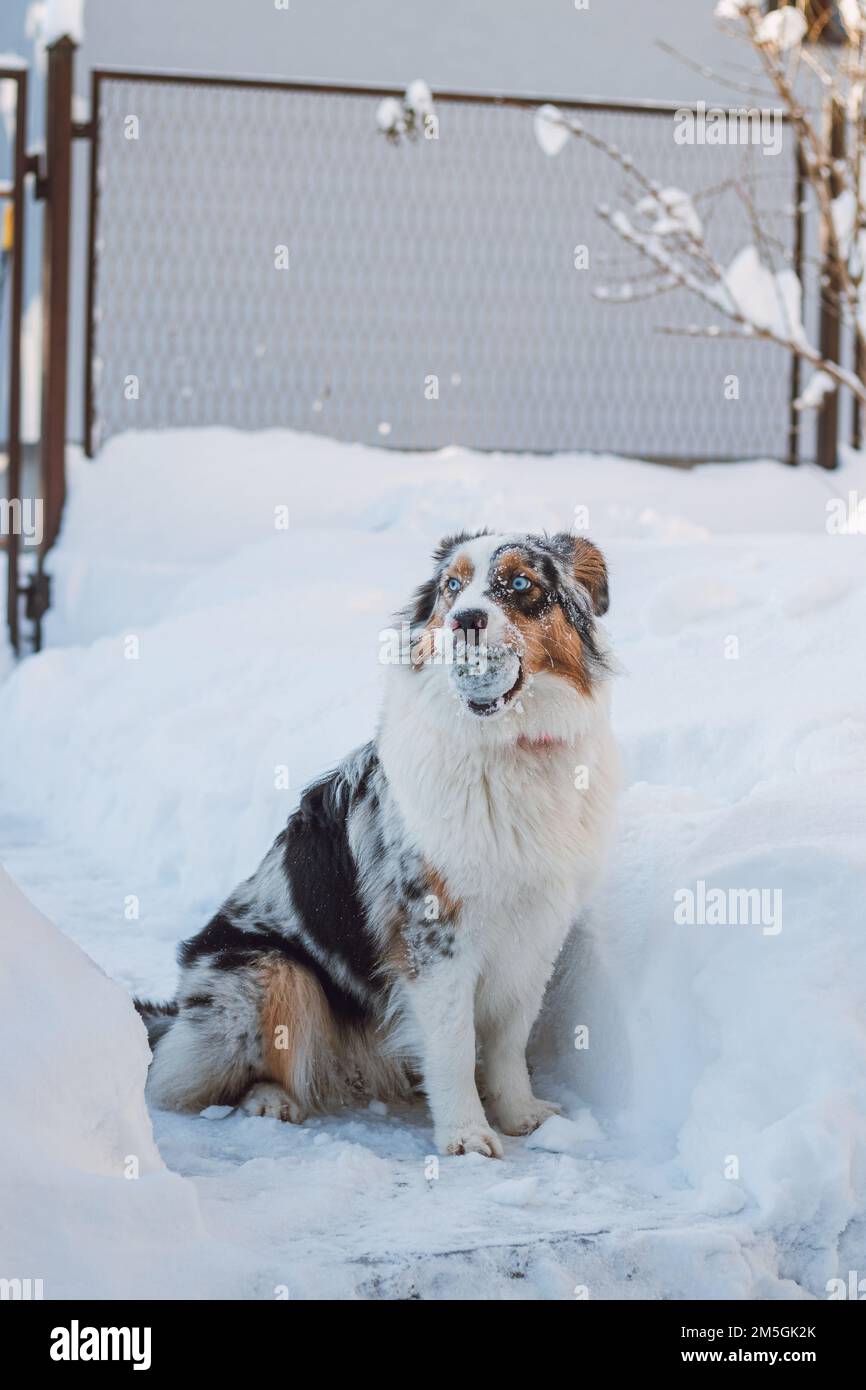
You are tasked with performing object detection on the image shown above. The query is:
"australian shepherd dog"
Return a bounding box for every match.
[138,530,619,1157]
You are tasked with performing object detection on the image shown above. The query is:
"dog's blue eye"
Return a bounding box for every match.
[511,575,532,592]
[446,577,462,593]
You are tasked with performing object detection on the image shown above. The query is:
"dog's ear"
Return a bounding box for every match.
[574,538,609,616]
[409,573,440,626]
[407,534,460,626]
[551,533,609,616]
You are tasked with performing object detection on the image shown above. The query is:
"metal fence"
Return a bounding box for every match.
[85,74,803,463]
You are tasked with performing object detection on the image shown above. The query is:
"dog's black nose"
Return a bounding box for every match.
[450,608,488,634]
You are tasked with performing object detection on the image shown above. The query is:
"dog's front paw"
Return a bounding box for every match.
[238,1082,304,1124]
[493,1097,561,1137]
[440,1123,504,1158]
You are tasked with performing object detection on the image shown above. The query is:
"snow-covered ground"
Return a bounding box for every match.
[1,428,864,1300]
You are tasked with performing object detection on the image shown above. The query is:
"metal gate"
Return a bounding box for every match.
[83,73,804,464]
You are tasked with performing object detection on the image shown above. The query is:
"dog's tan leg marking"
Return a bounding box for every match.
[257,955,335,1122]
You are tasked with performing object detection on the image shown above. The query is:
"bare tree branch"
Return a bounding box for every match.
[536,3,866,410]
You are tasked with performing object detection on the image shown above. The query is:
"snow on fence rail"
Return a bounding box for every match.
[85,74,803,462]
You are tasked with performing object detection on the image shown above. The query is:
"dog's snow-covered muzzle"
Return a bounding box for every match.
[450,637,523,717]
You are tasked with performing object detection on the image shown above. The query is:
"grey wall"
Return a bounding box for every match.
[74,1,742,106]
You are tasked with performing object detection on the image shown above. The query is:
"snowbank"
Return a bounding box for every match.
[0,867,214,1298]
[1,427,865,1298]
[45,429,840,644]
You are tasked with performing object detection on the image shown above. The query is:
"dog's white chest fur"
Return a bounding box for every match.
[379,668,619,914]
[375,642,619,1157]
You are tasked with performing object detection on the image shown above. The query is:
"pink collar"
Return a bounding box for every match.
[516,733,565,752]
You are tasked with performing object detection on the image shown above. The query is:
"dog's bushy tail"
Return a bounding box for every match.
[134,998,178,1050]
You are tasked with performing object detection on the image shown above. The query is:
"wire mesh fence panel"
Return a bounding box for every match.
[88,77,801,460]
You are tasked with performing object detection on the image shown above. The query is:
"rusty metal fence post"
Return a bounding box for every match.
[83,68,100,460]
[853,337,862,453]
[2,66,28,652]
[816,95,845,471]
[853,107,865,455]
[38,35,76,579]
[787,139,805,467]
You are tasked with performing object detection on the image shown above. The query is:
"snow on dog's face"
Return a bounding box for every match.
[404,530,610,728]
